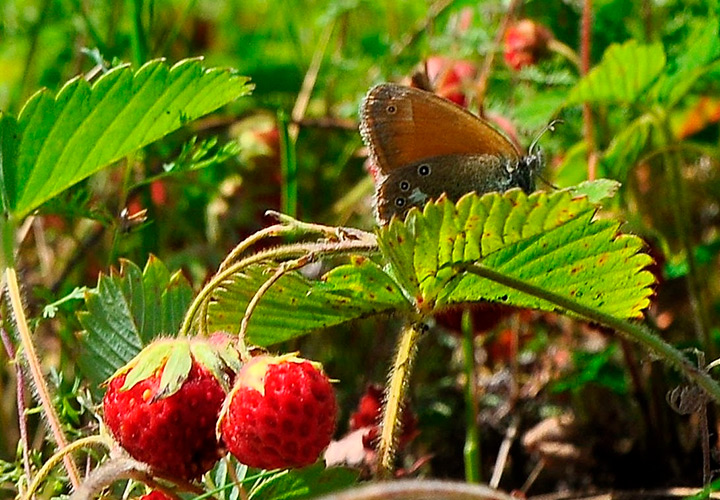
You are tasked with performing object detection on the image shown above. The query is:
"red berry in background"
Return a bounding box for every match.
[504,19,552,71]
[138,491,174,500]
[102,337,239,480]
[424,56,476,107]
[434,303,515,337]
[219,354,337,470]
[350,384,417,451]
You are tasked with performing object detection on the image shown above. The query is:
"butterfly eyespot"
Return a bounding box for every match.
[395,197,406,207]
[399,180,410,191]
[386,105,397,114]
[417,164,431,176]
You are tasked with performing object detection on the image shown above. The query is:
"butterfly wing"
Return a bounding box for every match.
[374,154,518,223]
[360,83,520,174]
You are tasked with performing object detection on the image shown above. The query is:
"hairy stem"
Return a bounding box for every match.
[24,435,112,500]
[180,237,378,337]
[5,267,81,489]
[0,327,32,490]
[378,321,424,477]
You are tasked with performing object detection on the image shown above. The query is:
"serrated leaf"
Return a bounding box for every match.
[206,258,408,347]
[78,256,193,385]
[566,41,666,106]
[377,188,655,320]
[1,58,252,218]
[248,464,358,500]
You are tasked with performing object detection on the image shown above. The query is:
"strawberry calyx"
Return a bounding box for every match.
[105,335,241,400]
[231,352,322,396]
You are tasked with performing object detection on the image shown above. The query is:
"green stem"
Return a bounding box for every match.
[654,113,711,354]
[128,0,149,66]
[278,111,298,218]
[5,267,81,490]
[1,215,15,269]
[179,237,378,337]
[12,0,51,114]
[69,0,110,56]
[459,263,720,403]
[461,309,481,483]
[378,321,424,478]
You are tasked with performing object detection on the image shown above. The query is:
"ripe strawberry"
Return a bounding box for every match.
[103,336,240,480]
[219,354,337,470]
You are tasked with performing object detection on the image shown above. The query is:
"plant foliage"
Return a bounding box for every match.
[0,58,252,219]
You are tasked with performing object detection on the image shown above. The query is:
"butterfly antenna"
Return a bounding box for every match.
[537,173,559,190]
[528,119,563,156]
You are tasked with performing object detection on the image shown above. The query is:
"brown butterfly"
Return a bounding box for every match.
[360,83,545,224]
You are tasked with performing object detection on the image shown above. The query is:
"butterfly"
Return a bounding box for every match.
[360,83,545,223]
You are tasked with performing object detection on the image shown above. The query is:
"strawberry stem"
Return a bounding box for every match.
[5,267,82,491]
[377,320,424,477]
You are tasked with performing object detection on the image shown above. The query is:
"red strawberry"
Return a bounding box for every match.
[103,337,240,480]
[219,354,337,470]
[504,19,552,71]
[138,491,173,500]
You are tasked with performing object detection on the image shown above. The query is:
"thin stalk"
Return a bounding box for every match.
[5,268,81,489]
[654,113,711,354]
[278,111,298,218]
[474,0,522,108]
[0,327,32,490]
[580,0,597,180]
[547,39,581,71]
[289,19,335,142]
[69,0,110,56]
[179,238,378,337]
[461,309,481,483]
[458,263,720,403]
[378,321,424,478]
[23,435,111,500]
[13,0,51,114]
[158,0,199,56]
[128,0,149,66]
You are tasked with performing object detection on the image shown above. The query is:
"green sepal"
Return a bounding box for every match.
[190,340,231,392]
[156,339,193,400]
[118,340,174,391]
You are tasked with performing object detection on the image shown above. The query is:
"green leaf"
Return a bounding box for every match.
[553,140,589,187]
[567,179,621,204]
[652,18,720,106]
[566,40,666,106]
[206,258,408,346]
[377,188,655,320]
[77,256,193,385]
[1,58,252,219]
[248,464,358,500]
[600,115,654,180]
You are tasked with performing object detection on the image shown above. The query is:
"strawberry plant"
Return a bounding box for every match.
[1,2,720,500]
